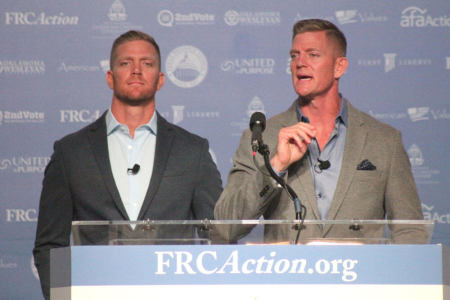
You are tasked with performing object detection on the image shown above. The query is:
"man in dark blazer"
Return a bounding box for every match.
[33,30,222,299]
[214,19,425,244]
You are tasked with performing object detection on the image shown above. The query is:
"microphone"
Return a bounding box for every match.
[249,112,266,153]
[127,164,140,175]
[314,159,330,173]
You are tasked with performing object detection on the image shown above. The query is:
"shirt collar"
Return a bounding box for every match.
[296,95,348,126]
[106,108,157,136]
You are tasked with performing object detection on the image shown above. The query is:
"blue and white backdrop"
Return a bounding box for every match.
[0,1,449,299]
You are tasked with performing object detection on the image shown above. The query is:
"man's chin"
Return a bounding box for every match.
[115,94,153,106]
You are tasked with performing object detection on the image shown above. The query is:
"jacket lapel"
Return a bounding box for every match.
[137,113,174,220]
[87,112,129,220]
[281,101,321,220]
[324,101,367,233]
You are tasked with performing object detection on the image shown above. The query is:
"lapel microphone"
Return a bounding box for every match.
[127,164,140,175]
[314,159,330,173]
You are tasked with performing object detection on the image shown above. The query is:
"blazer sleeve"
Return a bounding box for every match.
[33,141,73,300]
[384,131,427,243]
[191,138,223,220]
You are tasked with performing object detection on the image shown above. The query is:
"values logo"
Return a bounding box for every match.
[407,107,430,122]
[165,46,208,88]
[335,9,388,25]
[401,7,450,27]
[224,10,280,26]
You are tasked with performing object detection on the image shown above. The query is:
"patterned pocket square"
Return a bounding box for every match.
[357,159,376,170]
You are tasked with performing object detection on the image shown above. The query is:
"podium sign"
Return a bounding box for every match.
[51,244,448,300]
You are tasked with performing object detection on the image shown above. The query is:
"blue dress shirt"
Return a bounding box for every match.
[106,109,157,221]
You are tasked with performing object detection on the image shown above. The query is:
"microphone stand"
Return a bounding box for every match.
[257,143,306,243]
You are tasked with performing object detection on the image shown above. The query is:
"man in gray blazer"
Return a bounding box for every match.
[33,30,222,299]
[214,19,425,244]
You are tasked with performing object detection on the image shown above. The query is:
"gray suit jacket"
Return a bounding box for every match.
[33,111,222,299]
[215,99,425,243]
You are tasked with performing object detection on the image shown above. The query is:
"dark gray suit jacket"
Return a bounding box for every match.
[33,111,222,299]
[215,99,425,243]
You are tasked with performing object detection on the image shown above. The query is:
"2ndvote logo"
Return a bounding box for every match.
[4,11,78,25]
[0,110,45,125]
[157,9,215,27]
[0,157,50,173]
[224,10,280,26]
[401,7,450,27]
[165,46,208,88]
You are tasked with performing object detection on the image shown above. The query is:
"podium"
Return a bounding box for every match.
[50,220,449,300]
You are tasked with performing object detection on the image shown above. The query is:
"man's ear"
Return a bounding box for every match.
[106,70,114,90]
[334,56,348,79]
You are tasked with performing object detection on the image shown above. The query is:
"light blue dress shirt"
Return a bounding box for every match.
[296,98,348,220]
[106,109,157,221]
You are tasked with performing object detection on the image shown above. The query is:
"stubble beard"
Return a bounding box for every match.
[114,90,153,107]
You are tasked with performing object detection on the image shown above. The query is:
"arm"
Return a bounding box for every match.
[33,141,73,300]
[385,131,427,243]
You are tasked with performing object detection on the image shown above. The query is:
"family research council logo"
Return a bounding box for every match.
[4,11,79,25]
[60,110,101,123]
[0,60,45,75]
[157,9,215,27]
[0,110,45,125]
[0,156,50,173]
[165,46,208,88]
[92,0,142,38]
[401,6,450,27]
[224,10,280,26]
[221,58,275,75]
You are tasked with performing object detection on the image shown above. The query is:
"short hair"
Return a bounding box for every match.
[110,30,161,70]
[292,19,347,57]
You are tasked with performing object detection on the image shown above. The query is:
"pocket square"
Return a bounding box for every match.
[357,159,376,170]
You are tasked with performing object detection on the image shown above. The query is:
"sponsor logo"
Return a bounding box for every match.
[231,96,266,136]
[5,12,79,25]
[165,46,208,88]
[155,250,358,282]
[0,110,45,125]
[358,53,431,73]
[0,60,45,75]
[60,109,101,123]
[224,10,280,26]
[157,9,215,27]
[335,9,388,25]
[6,209,37,222]
[92,0,142,39]
[160,105,220,125]
[0,156,50,173]
[108,0,127,21]
[401,6,450,27]
[407,144,441,185]
[367,110,407,120]
[422,204,450,224]
[446,57,450,69]
[408,107,430,122]
[0,258,17,269]
[221,58,275,74]
[408,107,450,121]
[58,62,102,72]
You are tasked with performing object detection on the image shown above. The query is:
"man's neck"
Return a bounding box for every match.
[300,93,341,125]
[110,99,155,138]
